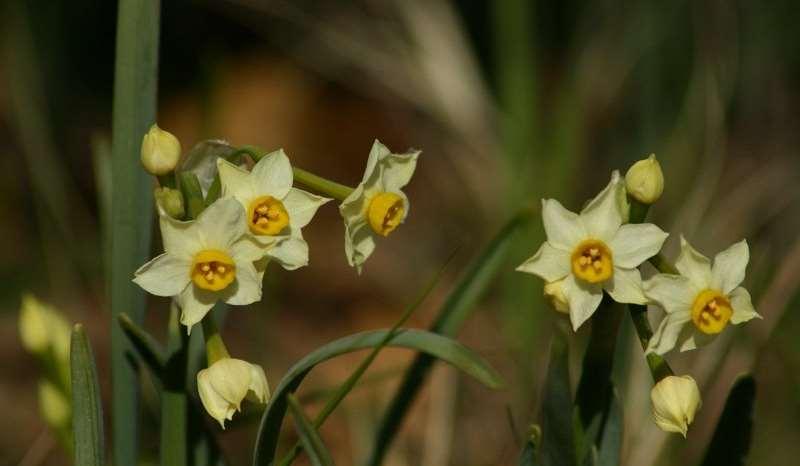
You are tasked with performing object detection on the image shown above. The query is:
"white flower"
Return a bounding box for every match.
[645,237,761,355]
[141,124,181,176]
[339,140,420,273]
[133,198,263,332]
[197,358,270,428]
[650,375,701,437]
[217,150,330,271]
[516,171,668,330]
[625,154,664,204]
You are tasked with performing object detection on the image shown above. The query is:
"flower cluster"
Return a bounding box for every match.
[133,126,420,427]
[517,155,760,437]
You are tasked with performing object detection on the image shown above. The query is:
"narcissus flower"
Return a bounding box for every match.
[625,154,664,204]
[141,124,181,176]
[650,375,701,437]
[339,140,420,273]
[133,198,263,331]
[516,172,668,330]
[645,237,760,355]
[217,151,330,270]
[197,357,269,428]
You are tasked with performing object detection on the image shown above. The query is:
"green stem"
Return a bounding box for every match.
[161,303,188,466]
[158,173,176,189]
[178,172,205,220]
[201,317,230,364]
[649,253,678,274]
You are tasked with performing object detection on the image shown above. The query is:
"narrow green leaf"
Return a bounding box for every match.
[71,324,105,466]
[179,172,206,219]
[161,303,189,466]
[118,313,166,379]
[367,211,531,465]
[252,329,502,466]
[700,375,756,466]
[541,338,576,466]
[110,1,160,464]
[596,389,622,466]
[287,395,335,466]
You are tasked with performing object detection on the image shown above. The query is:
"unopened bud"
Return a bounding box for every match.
[39,380,71,430]
[625,154,664,204]
[154,187,185,219]
[650,375,701,437]
[543,279,569,314]
[141,124,181,176]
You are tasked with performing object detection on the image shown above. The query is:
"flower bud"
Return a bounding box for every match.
[543,279,569,314]
[650,375,701,437]
[39,380,71,430]
[625,154,664,204]
[19,294,50,353]
[154,187,185,219]
[197,358,270,428]
[140,124,181,176]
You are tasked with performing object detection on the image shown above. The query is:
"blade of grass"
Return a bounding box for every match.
[162,302,189,466]
[287,395,336,466]
[71,324,105,466]
[367,210,531,465]
[700,375,756,466]
[118,313,166,379]
[252,329,502,466]
[110,1,161,465]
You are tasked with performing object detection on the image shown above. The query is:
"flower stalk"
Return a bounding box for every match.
[201,317,230,365]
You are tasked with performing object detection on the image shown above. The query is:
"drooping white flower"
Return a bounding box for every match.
[339,140,420,273]
[645,237,761,355]
[217,150,330,271]
[197,357,270,428]
[516,171,669,330]
[133,198,263,332]
[140,124,181,176]
[650,375,701,437]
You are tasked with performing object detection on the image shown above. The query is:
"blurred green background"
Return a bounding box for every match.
[2,0,800,465]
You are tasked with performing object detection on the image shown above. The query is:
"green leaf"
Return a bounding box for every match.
[700,375,756,466]
[519,442,538,466]
[252,329,503,466]
[71,324,105,466]
[287,395,336,466]
[595,388,622,466]
[161,303,189,466]
[179,172,206,219]
[541,337,576,466]
[110,1,160,464]
[118,313,166,381]
[368,211,531,465]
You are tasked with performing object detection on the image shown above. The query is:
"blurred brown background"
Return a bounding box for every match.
[2,1,800,465]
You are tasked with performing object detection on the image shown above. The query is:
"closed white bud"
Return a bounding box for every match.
[154,187,185,219]
[543,279,569,314]
[625,154,664,204]
[19,294,50,353]
[140,124,181,176]
[650,375,701,437]
[197,358,270,428]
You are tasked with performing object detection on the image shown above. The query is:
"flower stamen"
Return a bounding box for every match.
[192,250,236,292]
[571,239,614,284]
[367,192,405,237]
[247,196,289,236]
[691,289,732,334]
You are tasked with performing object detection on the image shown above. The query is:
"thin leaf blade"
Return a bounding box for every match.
[287,395,335,466]
[700,375,756,466]
[71,324,105,466]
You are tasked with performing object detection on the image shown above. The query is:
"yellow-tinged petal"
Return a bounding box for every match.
[197,358,269,428]
[650,375,701,437]
[625,154,664,204]
[141,124,181,176]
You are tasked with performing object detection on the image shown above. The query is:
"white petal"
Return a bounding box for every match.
[541,199,585,251]
[225,262,262,305]
[251,149,293,199]
[604,267,646,304]
[729,287,761,324]
[362,140,389,183]
[231,237,265,264]
[711,240,749,294]
[339,184,369,228]
[159,214,197,260]
[283,188,331,229]
[379,150,420,192]
[675,236,712,289]
[644,274,697,314]
[609,223,669,269]
[562,274,603,331]
[678,330,714,352]
[197,368,236,428]
[178,286,217,332]
[267,236,310,270]
[344,223,376,274]
[515,242,570,282]
[195,198,247,250]
[246,363,270,404]
[646,313,691,355]
[217,158,256,205]
[133,254,191,297]
[579,171,625,241]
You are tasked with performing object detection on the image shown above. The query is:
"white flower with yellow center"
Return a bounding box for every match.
[516,172,668,330]
[133,198,263,331]
[197,357,270,428]
[645,237,761,355]
[339,140,420,273]
[217,150,330,270]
